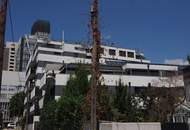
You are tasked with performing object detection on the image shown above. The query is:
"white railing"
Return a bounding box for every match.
[30,87,36,99]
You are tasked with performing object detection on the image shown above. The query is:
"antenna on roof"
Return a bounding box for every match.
[61,30,65,52]
[62,30,64,43]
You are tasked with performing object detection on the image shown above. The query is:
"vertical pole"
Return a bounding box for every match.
[90,0,101,130]
[0,0,8,128]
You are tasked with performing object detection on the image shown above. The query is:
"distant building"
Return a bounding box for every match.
[3,42,18,71]
[16,20,50,72]
[0,71,25,126]
[16,35,37,72]
[3,48,9,71]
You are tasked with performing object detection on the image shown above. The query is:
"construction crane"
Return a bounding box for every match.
[90,0,101,130]
[0,0,8,128]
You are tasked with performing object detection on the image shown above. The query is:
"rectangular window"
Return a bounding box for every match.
[53,52,61,55]
[10,59,14,61]
[11,48,15,51]
[100,48,104,54]
[109,49,116,56]
[119,50,126,57]
[74,47,85,51]
[127,52,134,58]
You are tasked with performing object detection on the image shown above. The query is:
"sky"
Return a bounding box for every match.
[4,0,190,63]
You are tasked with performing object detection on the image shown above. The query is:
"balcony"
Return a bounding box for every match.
[30,104,35,112]
[30,87,36,100]
[39,74,46,89]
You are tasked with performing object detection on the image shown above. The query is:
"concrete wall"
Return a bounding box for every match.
[100,122,161,130]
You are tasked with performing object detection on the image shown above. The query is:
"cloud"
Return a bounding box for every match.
[164,59,188,65]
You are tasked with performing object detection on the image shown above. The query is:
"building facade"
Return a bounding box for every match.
[3,42,18,71]
[3,48,9,71]
[23,34,184,130]
[16,20,50,72]
[0,71,25,126]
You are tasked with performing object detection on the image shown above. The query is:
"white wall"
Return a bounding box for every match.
[55,73,184,88]
[2,71,25,86]
[100,122,161,130]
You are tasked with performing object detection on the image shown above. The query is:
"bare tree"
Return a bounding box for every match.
[145,73,185,122]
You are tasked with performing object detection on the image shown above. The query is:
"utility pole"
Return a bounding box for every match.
[0,0,8,129]
[90,0,101,130]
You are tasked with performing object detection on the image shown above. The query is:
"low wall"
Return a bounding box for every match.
[100,122,161,130]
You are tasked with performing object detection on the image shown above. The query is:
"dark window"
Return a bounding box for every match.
[53,52,61,55]
[127,52,134,58]
[100,48,104,54]
[90,48,93,53]
[136,55,145,60]
[86,48,90,53]
[10,55,14,58]
[109,49,116,56]
[10,62,14,65]
[11,52,15,55]
[132,69,148,76]
[11,48,15,51]
[10,59,14,61]
[119,50,126,57]
[74,47,85,51]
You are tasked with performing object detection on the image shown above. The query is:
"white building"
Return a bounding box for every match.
[23,35,184,130]
[0,71,25,126]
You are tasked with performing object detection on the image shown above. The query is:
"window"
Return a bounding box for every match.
[11,48,15,51]
[74,47,85,51]
[127,52,134,58]
[86,48,90,53]
[53,52,61,55]
[136,55,145,60]
[100,48,104,54]
[109,49,116,56]
[119,50,126,57]
[10,59,14,61]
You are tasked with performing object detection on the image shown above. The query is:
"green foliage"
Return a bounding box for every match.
[56,64,90,130]
[40,64,90,130]
[112,80,144,122]
[64,64,89,97]
[9,92,25,118]
[40,100,58,130]
[57,96,85,130]
[97,85,113,121]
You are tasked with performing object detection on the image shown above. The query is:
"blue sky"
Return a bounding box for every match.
[4,0,190,63]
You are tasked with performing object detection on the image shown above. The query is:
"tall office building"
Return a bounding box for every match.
[3,42,18,71]
[2,48,9,71]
